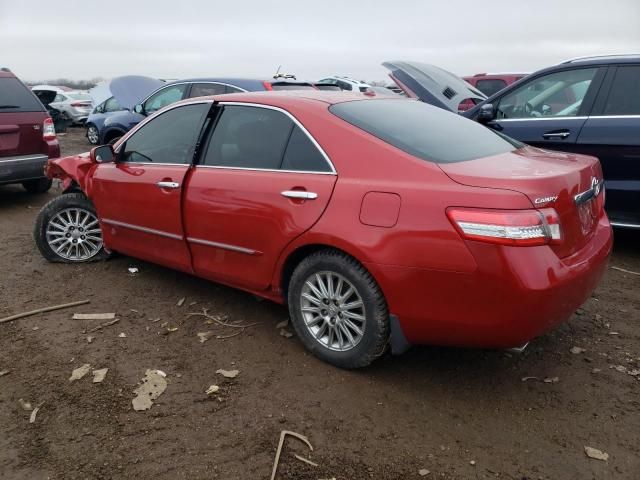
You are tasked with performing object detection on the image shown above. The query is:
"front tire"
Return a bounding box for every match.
[86,124,99,144]
[288,250,389,368]
[22,178,52,194]
[34,193,106,263]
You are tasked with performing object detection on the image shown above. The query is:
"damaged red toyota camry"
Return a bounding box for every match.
[34,91,612,368]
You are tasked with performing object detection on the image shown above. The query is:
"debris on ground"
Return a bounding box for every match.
[418,468,430,476]
[118,332,127,338]
[69,364,92,382]
[197,332,214,343]
[584,446,609,461]
[0,370,10,377]
[205,385,220,395]
[86,336,94,343]
[88,318,120,333]
[166,327,178,333]
[72,313,116,321]
[570,346,586,354]
[0,299,90,325]
[29,404,42,424]
[270,430,314,480]
[132,370,168,411]
[521,376,539,382]
[592,368,602,374]
[470,460,476,466]
[279,329,293,338]
[276,319,289,329]
[92,368,109,383]
[610,266,640,276]
[543,377,560,383]
[18,398,32,411]
[177,297,186,307]
[128,267,139,275]
[293,453,318,467]
[188,308,260,338]
[216,369,239,378]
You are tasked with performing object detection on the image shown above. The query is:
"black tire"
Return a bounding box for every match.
[287,249,389,368]
[107,135,122,145]
[22,178,52,194]
[34,192,107,263]
[86,124,99,145]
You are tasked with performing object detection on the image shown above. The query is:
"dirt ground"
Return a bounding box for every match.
[1,127,639,480]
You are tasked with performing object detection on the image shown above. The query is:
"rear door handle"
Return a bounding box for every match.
[281,190,318,200]
[156,181,180,189]
[542,130,571,139]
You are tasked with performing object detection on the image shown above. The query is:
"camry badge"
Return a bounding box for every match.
[534,196,558,205]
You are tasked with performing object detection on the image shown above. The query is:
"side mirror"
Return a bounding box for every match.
[90,145,115,164]
[134,104,145,115]
[477,103,495,123]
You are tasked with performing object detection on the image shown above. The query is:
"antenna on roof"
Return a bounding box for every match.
[275,65,282,77]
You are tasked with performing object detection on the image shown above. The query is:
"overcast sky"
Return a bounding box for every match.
[1,0,639,82]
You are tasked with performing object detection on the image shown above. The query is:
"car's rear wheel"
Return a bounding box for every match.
[22,178,52,194]
[288,250,389,368]
[34,193,106,263]
[86,124,99,144]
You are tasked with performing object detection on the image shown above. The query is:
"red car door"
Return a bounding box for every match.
[183,103,337,291]
[90,102,211,272]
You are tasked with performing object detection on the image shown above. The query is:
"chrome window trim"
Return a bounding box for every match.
[187,237,257,255]
[102,218,183,240]
[140,81,248,107]
[214,101,337,175]
[587,115,640,119]
[194,165,335,175]
[611,221,640,229]
[187,81,248,94]
[0,154,48,163]
[492,116,589,123]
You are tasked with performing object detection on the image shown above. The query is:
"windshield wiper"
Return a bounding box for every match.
[0,105,20,109]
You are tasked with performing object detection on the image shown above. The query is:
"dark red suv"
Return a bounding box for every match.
[0,68,60,193]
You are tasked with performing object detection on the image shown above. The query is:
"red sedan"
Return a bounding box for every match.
[34,91,612,368]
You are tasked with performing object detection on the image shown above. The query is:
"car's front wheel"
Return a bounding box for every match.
[34,193,106,263]
[86,124,99,144]
[22,178,52,194]
[288,250,389,368]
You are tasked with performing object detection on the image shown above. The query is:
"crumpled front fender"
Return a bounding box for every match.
[45,153,97,195]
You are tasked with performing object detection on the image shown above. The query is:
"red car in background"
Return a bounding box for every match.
[34,92,612,368]
[459,73,528,112]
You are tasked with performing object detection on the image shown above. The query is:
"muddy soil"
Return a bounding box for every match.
[1,128,639,479]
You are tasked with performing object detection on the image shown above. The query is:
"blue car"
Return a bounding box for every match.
[98,76,316,145]
[85,96,126,144]
[385,54,640,229]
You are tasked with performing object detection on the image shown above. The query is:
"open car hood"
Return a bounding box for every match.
[89,81,112,107]
[383,61,486,113]
[108,75,164,110]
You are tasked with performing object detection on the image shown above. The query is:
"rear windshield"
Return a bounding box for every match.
[270,83,316,91]
[330,99,522,163]
[0,78,45,112]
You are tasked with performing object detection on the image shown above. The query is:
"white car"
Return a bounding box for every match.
[31,85,93,123]
[316,76,372,93]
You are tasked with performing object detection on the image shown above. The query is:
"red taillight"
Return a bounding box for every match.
[43,117,56,141]
[262,81,273,91]
[447,208,562,246]
[71,101,91,107]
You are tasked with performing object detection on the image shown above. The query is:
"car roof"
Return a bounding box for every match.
[162,77,314,90]
[559,53,640,66]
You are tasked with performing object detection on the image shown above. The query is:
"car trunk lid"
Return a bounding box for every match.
[439,146,605,257]
[382,60,486,112]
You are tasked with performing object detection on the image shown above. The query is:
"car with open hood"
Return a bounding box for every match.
[34,91,611,368]
[384,55,640,229]
[97,76,316,145]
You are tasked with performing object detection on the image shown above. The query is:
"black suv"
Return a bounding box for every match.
[385,55,640,229]
[0,68,60,193]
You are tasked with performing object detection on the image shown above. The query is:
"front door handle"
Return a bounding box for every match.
[156,181,180,189]
[542,130,571,139]
[281,190,318,200]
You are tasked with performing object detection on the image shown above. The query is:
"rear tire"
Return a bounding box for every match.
[22,178,52,194]
[34,193,107,263]
[86,124,99,144]
[287,249,389,368]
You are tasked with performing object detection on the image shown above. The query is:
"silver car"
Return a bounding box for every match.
[48,91,93,123]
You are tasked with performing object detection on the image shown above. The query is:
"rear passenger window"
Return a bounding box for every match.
[203,106,293,169]
[282,126,331,172]
[602,66,640,115]
[189,83,227,98]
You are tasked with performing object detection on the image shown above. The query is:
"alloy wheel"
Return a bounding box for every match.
[45,208,103,261]
[300,271,366,352]
[87,126,99,144]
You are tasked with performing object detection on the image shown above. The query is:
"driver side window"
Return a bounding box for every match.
[496,68,597,119]
[144,84,188,114]
[122,103,210,165]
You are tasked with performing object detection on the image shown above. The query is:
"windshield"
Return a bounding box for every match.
[330,99,522,164]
